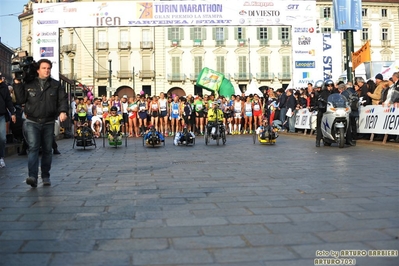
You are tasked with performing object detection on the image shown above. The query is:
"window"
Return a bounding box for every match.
[321,28,332,34]
[97,56,107,71]
[215,27,224,41]
[120,55,128,71]
[259,27,268,40]
[98,31,106,42]
[216,56,225,74]
[172,56,180,75]
[194,56,202,75]
[193,28,202,40]
[238,56,247,77]
[120,30,128,42]
[381,28,389,41]
[381,9,387,18]
[323,7,331,18]
[237,27,244,39]
[281,27,290,40]
[260,56,269,74]
[142,29,150,42]
[282,56,291,76]
[362,8,367,17]
[170,28,180,40]
[362,28,369,40]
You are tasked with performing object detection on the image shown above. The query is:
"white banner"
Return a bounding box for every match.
[319,33,342,82]
[358,105,399,135]
[32,0,317,81]
[295,108,317,129]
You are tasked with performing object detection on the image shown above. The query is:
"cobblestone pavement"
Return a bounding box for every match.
[0,133,398,266]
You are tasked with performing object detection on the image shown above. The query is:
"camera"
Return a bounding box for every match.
[11,51,37,82]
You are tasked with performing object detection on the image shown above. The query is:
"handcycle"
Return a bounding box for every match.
[204,121,226,146]
[73,118,96,150]
[143,125,165,147]
[253,120,279,145]
[104,124,127,148]
[174,124,195,146]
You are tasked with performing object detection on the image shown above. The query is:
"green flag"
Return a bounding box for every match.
[196,67,224,93]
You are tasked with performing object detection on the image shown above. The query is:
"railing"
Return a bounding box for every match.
[277,72,291,80]
[118,41,131,50]
[167,73,186,82]
[234,73,252,80]
[256,72,274,80]
[117,71,132,79]
[215,40,225,46]
[381,40,391,47]
[94,71,108,79]
[61,44,76,53]
[259,39,269,46]
[189,73,199,81]
[140,41,153,49]
[95,42,109,50]
[139,70,155,79]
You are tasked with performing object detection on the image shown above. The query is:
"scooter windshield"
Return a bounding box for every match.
[327,94,347,108]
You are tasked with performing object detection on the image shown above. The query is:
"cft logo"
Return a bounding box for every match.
[287,4,299,10]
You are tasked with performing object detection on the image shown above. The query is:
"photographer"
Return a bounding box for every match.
[13,59,68,188]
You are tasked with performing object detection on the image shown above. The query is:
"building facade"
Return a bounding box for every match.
[18,0,399,98]
[0,39,14,84]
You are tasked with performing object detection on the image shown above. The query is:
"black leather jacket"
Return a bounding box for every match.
[13,77,68,124]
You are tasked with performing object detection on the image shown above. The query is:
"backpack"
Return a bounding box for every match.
[348,92,359,111]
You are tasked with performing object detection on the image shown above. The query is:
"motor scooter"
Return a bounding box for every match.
[321,94,350,148]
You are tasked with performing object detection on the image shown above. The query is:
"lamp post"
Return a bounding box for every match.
[108,59,112,97]
[248,37,251,84]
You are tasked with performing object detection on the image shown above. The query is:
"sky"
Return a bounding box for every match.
[0,0,29,49]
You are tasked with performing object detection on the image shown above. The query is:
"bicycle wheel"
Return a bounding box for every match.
[216,124,220,146]
[222,128,226,145]
[204,131,209,145]
[253,130,256,144]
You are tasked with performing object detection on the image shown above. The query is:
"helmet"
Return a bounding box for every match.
[325,79,334,86]
[110,106,118,112]
[315,80,324,88]
[213,101,220,107]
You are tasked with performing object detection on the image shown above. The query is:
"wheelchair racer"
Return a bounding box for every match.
[206,101,224,137]
[105,106,123,141]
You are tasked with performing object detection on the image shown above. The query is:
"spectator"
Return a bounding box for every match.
[355,77,371,106]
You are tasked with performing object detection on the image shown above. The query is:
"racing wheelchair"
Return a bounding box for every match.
[174,124,195,146]
[253,120,279,145]
[143,125,165,147]
[204,121,226,146]
[73,117,96,150]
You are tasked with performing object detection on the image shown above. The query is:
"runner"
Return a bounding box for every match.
[244,96,253,134]
[233,95,243,134]
[194,94,205,135]
[158,92,168,136]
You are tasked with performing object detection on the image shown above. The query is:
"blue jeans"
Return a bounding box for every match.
[279,108,287,129]
[0,115,6,158]
[24,120,54,179]
[288,110,296,133]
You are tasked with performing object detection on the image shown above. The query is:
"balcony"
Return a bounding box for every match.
[277,72,291,80]
[95,42,109,51]
[237,39,247,47]
[117,70,132,80]
[140,41,153,49]
[94,71,108,79]
[167,73,186,83]
[234,73,252,81]
[215,40,225,47]
[281,40,291,46]
[139,70,155,80]
[193,39,203,47]
[61,44,76,53]
[222,73,231,80]
[259,39,269,46]
[381,40,391,47]
[360,39,369,45]
[118,41,131,50]
[256,72,274,81]
[171,39,180,47]
[190,73,199,81]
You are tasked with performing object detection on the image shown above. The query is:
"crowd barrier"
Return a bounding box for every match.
[293,105,399,137]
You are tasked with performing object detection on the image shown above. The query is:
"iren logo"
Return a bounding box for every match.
[96,15,121,26]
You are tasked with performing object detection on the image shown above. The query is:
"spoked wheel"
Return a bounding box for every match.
[82,135,86,150]
[222,130,226,145]
[185,132,190,146]
[142,134,145,146]
[216,124,220,146]
[253,130,256,144]
[204,132,209,145]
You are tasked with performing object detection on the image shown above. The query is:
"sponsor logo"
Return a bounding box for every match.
[63,7,77,12]
[295,61,315,68]
[239,10,247,15]
[294,50,315,56]
[247,10,280,16]
[38,7,55,13]
[37,31,57,37]
[298,36,311,45]
[365,108,375,113]
[243,2,274,7]
[40,47,54,58]
[37,20,58,25]
[302,72,310,78]
[287,4,299,10]
[91,3,120,26]
[36,38,57,44]
[383,107,396,113]
[294,27,314,33]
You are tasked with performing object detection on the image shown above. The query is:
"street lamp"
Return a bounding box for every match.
[108,59,112,97]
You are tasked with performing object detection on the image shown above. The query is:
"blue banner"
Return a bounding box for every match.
[333,0,362,31]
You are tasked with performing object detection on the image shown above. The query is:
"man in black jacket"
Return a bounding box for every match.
[315,80,334,147]
[0,75,16,168]
[13,59,68,187]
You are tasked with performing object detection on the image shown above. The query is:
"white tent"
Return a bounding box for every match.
[233,83,242,96]
[245,80,263,97]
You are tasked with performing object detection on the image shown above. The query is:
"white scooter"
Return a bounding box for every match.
[321,94,351,148]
